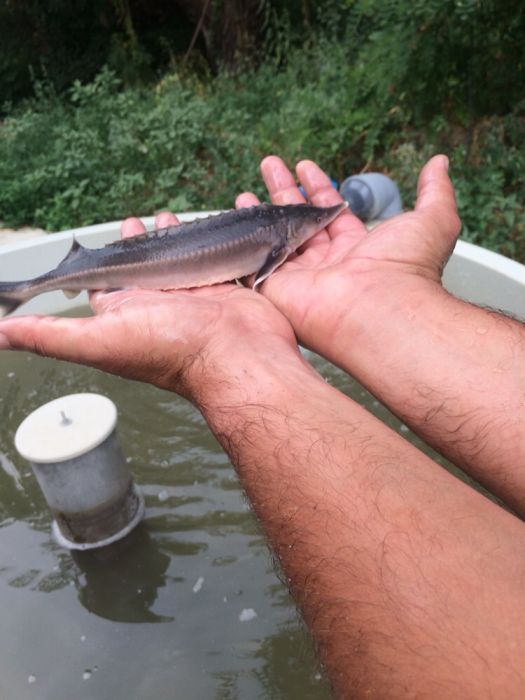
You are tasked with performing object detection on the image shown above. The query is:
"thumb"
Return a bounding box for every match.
[415,155,462,246]
[0,315,113,368]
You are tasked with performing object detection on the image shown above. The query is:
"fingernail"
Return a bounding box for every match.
[442,155,450,172]
[0,332,11,350]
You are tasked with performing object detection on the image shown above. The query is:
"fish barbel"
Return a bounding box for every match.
[0,203,347,317]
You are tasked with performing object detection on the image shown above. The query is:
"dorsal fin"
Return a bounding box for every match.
[71,236,82,252]
[60,236,87,263]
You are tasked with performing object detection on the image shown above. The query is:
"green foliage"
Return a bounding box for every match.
[381,113,525,262]
[0,2,524,262]
[342,0,525,122]
[452,112,525,260]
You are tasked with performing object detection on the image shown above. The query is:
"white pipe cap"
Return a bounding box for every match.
[15,393,117,463]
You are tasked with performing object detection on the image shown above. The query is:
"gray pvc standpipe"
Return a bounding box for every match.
[339,173,403,221]
[15,393,144,550]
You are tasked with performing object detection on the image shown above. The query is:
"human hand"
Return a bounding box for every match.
[236,155,461,360]
[0,213,299,402]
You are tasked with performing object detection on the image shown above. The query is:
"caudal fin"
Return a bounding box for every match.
[0,293,24,318]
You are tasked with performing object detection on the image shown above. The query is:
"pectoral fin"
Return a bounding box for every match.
[253,246,291,290]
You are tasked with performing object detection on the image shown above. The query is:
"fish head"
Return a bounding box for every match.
[285,202,348,250]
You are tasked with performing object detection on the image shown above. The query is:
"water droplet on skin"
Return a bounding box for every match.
[192,576,204,593]
[239,608,257,622]
[476,327,488,335]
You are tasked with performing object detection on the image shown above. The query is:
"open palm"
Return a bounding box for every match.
[236,155,461,352]
[0,212,297,394]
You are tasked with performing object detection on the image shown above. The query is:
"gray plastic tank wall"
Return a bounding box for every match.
[442,241,524,318]
[0,214,523,319]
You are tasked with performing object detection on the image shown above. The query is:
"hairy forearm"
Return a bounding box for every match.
[310,273,525,516]
[190,344,525,698]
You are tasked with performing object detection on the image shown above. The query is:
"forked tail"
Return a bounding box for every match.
[0,284,28,318]
[0,295,24,318]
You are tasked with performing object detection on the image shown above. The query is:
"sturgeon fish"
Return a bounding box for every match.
[0,203,346,317]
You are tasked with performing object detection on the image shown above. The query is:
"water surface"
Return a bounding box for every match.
[0,341,490,700]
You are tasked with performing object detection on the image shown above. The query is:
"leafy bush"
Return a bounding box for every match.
[0,34,524,262]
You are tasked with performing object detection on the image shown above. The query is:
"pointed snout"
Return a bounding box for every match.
[293,201,348,248]
[321,201,348,227]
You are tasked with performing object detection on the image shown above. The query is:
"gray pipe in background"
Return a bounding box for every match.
[339,173,403,222]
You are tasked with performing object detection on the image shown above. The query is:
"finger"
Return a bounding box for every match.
[155,211,180,229]
[90,288,133,315]
[121,217,146,240]
[0,315,111,367]
[260,156,333,248]
[260,156,306,205]
[236,192,260,208]
[415,155,461,243]
[296,160,366,244]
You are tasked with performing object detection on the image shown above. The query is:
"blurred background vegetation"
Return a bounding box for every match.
[0,0,523,260]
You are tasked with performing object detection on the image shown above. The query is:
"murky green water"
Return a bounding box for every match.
[0,334,491,700]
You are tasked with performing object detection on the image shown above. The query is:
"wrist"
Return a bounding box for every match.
[174,329,317,410]
[340,271,446,358]
[305,266,447,367]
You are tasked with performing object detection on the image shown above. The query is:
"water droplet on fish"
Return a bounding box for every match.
[28,675,36,684]
[83,670,92,680]
[80,635,86,642]
[399,424,409,433]
[158,489,169,502]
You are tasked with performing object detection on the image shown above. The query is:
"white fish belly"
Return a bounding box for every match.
[99,247,272,290]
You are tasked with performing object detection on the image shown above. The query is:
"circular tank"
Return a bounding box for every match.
[0,217,523,699]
